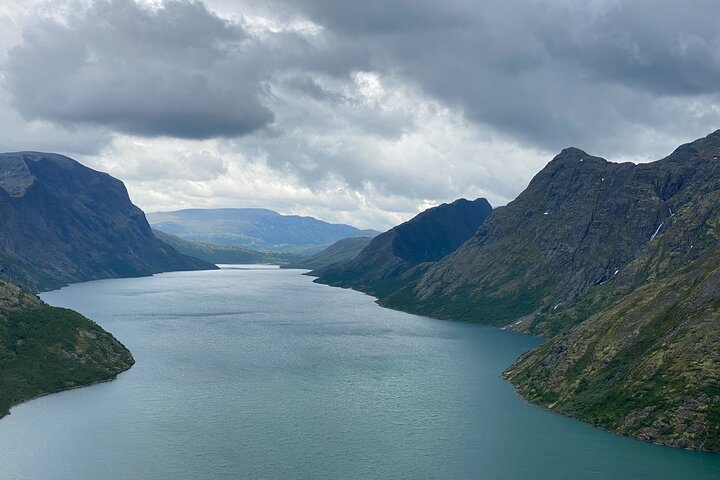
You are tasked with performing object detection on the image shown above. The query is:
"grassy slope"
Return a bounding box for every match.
[506,244,720,451]
[0,281,134,417]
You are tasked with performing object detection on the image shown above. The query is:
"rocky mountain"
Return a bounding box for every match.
[282,236,374,271]
[0,280,134,418]
[0,152,215,291]
[502,130,720,452]
[384,133,720,330]
[326,130,720,452]
[147,208,380,250]
[153,229,301,265]
[314,198,493,298]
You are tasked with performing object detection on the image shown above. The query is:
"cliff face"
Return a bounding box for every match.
[0,280,134,417]
[0,152,215,291]
[313,198,493,298]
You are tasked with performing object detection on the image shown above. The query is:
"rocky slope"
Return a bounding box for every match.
[314,198,493,298]
[153,229,301,265]
[282,236,373,271]
[0,280,134,418]
[503,130,720,451]
[0,152,215,291]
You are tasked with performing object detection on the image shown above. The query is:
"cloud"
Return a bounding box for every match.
[1,0,720,230]
[262,0,720,154]
[5,0,274,139]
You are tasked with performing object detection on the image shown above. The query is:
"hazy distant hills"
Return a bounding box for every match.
[313,130,720,452]
[0,152,215,291]
[282,237,374,271]
[314,198,493,298]
[147,208,380,252]
[153,229,302,265]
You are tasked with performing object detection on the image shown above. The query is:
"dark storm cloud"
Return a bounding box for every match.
[6,0,275,139]
[5,0,720,157]
[269,0,720,153]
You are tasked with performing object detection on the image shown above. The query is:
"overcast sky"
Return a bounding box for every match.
[1,0,719,229]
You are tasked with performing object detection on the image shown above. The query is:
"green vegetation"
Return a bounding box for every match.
[0,281,133,418]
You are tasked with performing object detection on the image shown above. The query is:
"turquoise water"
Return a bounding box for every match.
[0,266,718,479]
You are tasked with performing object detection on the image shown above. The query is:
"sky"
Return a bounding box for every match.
[0,0,719,230]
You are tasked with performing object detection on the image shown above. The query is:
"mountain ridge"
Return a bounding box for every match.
[147,207,380,250]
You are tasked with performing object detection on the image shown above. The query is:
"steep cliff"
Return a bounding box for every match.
[0,152,215,291]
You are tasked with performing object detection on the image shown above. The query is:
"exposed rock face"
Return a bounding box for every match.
[314,198,493,298]
[0,152,215,291]
[0,280,134,418]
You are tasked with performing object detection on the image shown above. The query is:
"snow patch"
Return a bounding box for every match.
[650,222,665,241]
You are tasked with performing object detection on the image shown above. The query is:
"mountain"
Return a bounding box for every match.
[314,198,493,298]
[0,280,134,418]
[502,130,720,452]
[328,130,720,452]
[153,229,302,265]
[282,236,374,271]
[147,208,380,250]
[382,134,720,328]
[0,152,215,291]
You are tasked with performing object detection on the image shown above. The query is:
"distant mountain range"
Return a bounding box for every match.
[147,208,380,252]
[153,229,303,265]
[311,130,720,453]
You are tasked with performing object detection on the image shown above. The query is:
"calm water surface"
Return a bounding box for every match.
[0,266,719,479]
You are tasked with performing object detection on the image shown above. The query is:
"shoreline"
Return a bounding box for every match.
[0,360,135,422]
